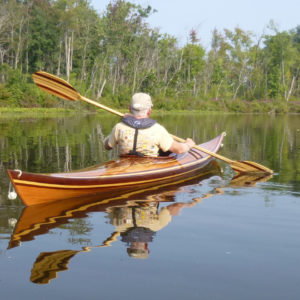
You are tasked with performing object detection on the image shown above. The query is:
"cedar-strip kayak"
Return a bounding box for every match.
[7,133,226,206]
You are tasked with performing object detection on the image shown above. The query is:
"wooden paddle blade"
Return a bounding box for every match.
[32,71,80,101]
[229,160,273,174]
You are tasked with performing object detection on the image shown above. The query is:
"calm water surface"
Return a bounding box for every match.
[0,113,300,300]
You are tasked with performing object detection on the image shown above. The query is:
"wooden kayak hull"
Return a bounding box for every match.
[7,133,226,206]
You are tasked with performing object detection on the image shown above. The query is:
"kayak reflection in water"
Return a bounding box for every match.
[28,171,273,284]
[29,189,223,284]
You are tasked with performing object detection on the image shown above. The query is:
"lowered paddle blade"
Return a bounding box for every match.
[172,134,273,175]
[32,71,80,101]
[229,160,273,174]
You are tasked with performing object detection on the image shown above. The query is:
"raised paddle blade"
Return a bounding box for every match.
[32,71,80,101]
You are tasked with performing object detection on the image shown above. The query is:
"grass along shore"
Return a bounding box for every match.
[1,98,300,116]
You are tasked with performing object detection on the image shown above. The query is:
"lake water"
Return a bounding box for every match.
[0,113,300,300]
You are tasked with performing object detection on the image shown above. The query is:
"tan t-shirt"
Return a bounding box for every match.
[108,206,173,233]
[106,122,174,157]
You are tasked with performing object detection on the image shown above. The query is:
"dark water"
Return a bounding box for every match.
[0,113,300,300]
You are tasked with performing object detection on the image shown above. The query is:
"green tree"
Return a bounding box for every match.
[28,0,61,72]
[181,43,205,96]
[224,28,253,100]
[263,28,297,100]
[205,29,229,99]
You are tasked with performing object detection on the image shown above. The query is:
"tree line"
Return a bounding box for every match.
[0,0,299,111]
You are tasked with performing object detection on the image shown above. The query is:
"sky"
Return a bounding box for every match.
[90,0,300,48]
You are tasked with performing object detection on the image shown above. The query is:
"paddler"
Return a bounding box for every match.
[104,92,195,156]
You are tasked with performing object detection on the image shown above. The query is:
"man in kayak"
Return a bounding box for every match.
[104,93,195,156]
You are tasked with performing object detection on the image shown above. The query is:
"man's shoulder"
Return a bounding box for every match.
[152,122,168,131]
[114,122,130,129]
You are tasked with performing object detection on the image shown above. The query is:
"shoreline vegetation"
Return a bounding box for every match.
[0,1,299,113]
[1,98,300,116]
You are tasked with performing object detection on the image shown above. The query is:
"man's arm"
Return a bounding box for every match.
[104,124,118,151]
[168,138,195,154]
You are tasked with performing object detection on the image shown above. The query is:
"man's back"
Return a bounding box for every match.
[106,122,174,157]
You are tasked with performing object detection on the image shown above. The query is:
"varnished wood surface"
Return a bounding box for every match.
[7,133,225,206]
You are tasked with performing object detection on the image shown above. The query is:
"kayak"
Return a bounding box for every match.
[7,132,226,206]
[7,133,225,206]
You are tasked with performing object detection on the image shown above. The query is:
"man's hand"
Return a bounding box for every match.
[185,138,195,149]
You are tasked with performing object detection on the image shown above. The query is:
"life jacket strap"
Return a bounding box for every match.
[128,128,144,156]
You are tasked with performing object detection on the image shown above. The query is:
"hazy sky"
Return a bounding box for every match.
[90,0,300,47]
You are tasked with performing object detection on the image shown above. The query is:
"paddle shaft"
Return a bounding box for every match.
[81,96,124,118]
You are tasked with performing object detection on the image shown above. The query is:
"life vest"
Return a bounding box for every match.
[120,206,156,243]
[122,115,157,156]
[121,227,156,243]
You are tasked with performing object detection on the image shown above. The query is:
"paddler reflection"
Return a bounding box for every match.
[29,190,222,284]
[112,172,274,259]
[107,200,199,259]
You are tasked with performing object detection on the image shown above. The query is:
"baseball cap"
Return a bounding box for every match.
[127,247,149,259]
[130,93,153,111]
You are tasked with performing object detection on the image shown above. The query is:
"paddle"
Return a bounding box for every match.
[32,71,273,174]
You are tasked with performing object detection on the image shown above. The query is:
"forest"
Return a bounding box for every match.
[0,0,300,112]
